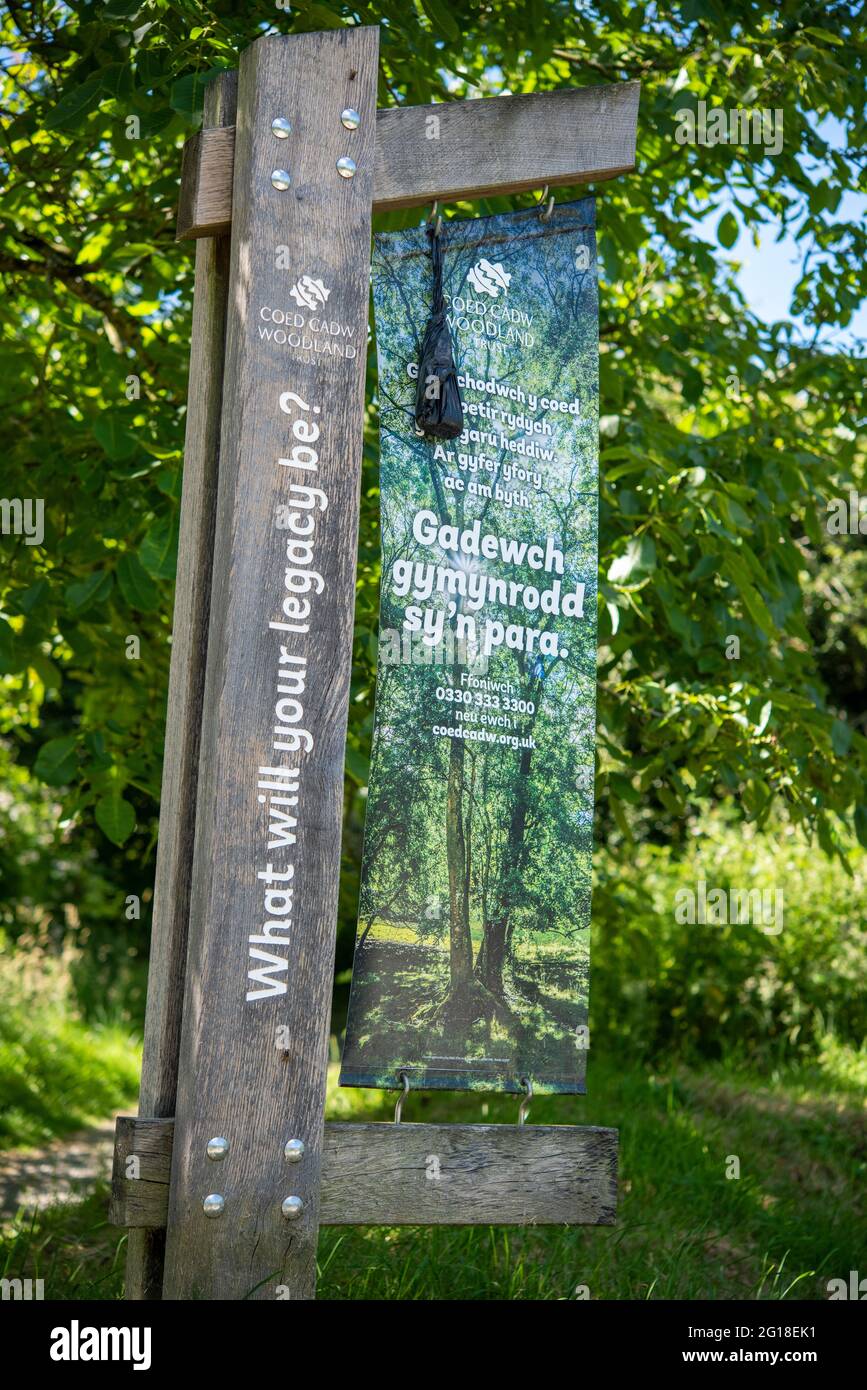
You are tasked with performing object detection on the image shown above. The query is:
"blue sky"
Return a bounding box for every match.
[718,115,867,352]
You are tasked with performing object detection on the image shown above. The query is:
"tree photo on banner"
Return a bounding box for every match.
[341,202,599,1094]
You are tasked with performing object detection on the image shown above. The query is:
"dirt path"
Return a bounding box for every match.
[0,1115,119,1216]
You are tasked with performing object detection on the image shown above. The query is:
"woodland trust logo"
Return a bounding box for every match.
[467,258,512,297]
[289,275,330,310]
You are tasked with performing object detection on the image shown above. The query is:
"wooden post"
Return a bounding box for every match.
[127,70,237,1302]
[120,26,638,1302]
[161,27,379,1301]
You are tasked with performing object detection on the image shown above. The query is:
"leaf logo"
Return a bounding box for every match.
[289,276,331,310]
[467,258,512,297]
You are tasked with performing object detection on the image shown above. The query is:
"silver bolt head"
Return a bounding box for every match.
[281,1195,304,1220]
[284,1138,305,1163]
[341,108,360,130]
[272,116,292,139]
[336,156,356,179]
[202,1193,225,1217]
[206,1136,229,1161]
[271,169,292,191]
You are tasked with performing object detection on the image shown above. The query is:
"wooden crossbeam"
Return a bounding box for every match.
[111,1117,618,1229]
[177,82,640,239]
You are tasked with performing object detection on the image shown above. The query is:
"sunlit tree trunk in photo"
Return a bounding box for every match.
[475,726,535,999]
[446,729,474,990]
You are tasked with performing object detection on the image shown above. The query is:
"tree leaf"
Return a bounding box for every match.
[345,746,370,786]
[46,74,104,130]
[116,552,159,611]
[0,617,16,674]
[608,534,656,584]
[831,718,852,757]
[34,736,78,786]
[102,0,144,15]
[94,414,138,460]
[717,211,739,248]
[420,0,461,42]
[169,67,226,115]
[65,571,113,613]
[95,790,136,846]
[755,701,773,735]
[138,514,179,580]
[100,63,134,100]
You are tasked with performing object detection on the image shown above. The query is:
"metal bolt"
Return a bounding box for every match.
[271,169,292,191]
[336,156,356,179]
[202,1193,225,1217]
[271,116,292,139]
[206,1136,229,1161]
[340,108,360,130]
[281,1195,304,1220]
[284,1138,305,1163]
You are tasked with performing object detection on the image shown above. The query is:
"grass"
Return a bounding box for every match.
[1,812,863,1299]
[0,943,141,1151]
[2,1045,864,1300]
[1,1187,128,1301]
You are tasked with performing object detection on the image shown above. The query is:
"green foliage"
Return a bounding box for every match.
[4,1051,864,1300]
[1,3,865,993]
[0,943,140,1150]
[592,807,867,1062]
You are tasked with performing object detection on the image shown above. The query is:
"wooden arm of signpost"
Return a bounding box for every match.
[112,1116,618,1229]
[177,82,640,239]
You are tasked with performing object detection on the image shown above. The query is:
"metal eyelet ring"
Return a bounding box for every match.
[537,185,555,221]
[518,1076,533,1125]
[394,1069,411,1123]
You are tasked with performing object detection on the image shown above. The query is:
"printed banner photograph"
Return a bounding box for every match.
[340,199,599,1094]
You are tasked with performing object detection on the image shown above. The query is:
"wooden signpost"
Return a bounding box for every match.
[111,26,638,1301]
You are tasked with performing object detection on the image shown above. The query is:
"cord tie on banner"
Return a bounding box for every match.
[414,208,464,440]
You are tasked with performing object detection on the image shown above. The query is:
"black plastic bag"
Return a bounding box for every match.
[414,227,464,440]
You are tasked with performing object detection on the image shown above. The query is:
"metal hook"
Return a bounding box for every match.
[537,185,554,222]
[518,1076,532,1125]
[394,1069,410,1123]
[427,200,443,237]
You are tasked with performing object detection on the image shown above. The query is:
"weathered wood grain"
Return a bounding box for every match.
[112,1118,174,1229]
[113,1118,618,1228]
[320,1122,618,1225]
[177,127,235,240]
[126,70,237,1303]
[176,82,640,239]
[161,27,379,1301]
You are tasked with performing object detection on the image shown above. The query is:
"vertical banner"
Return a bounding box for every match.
[340,199,598,1095]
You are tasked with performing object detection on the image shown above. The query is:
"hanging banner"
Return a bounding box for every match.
[340,199,598,1095]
